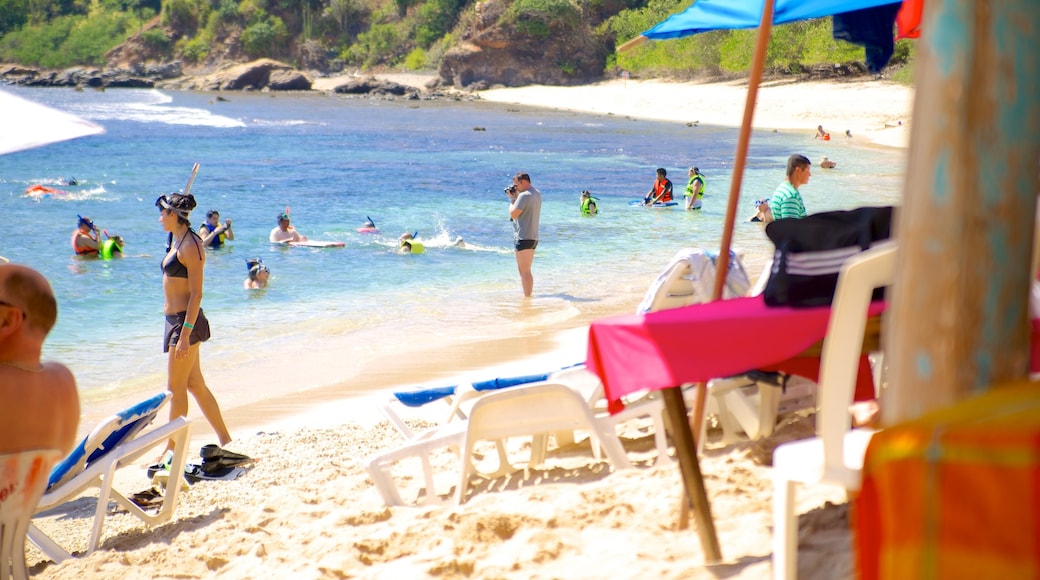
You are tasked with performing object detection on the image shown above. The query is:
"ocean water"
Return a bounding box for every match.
[0,86,905,405]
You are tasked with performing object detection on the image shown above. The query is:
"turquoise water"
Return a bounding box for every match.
[0,86,905,403]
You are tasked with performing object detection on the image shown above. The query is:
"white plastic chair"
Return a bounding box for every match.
[771,241,896,580]
[27,392,191,563]
[366,382,634,507]
[0,449,62,580]
[454,382,632,505]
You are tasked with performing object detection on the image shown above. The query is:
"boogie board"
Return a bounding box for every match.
[630,199,678,208]
[286,240,345,248]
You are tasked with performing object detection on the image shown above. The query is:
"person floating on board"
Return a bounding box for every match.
[270,212,307,243]
[358,216,379,234]
[580,190,599,216]
[99,236,124,259]
[398,232,425,254]
[71,215,100,256]
[244,258,270,289]
[200,209,234,248]
[684,167,706,211]
[643,167,674,205]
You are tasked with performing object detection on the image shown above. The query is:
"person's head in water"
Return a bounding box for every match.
[245,258,270,288]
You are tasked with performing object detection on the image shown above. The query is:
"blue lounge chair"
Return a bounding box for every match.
[27,392,191,563]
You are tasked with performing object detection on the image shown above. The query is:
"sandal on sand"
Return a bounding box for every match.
[129,487,164,509]
[201,455,253,474]
[200,444,252,463]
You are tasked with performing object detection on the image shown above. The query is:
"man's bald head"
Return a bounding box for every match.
[0,264,58,334]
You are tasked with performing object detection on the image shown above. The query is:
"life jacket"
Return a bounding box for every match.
[686,175,706,198]
[652,178,673,202]
[581,196,598,215]
[203,223,225,247]
[100,239,122,259]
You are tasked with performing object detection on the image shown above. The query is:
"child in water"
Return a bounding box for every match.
[244,258,270,289]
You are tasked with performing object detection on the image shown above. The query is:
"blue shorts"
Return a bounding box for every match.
[515,239,538,252]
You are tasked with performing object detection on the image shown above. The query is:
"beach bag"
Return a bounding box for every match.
[763,206,893,307]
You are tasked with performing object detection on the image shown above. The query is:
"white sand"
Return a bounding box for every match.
[31,75,911,579]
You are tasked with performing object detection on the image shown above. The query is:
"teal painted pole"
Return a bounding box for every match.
[884,0,1040,423]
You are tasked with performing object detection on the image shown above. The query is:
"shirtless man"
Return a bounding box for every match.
[269,212,308,243]
[0,264,80,455]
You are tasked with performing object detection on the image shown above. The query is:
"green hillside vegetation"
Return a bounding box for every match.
[0,0,914,81]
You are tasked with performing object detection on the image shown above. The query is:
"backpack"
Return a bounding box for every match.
[763,206,893,307]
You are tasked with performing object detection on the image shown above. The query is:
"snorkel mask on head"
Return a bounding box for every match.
[155,194,191,220]
[246,258,269,278]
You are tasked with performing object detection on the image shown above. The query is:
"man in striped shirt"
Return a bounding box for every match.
[768,154,811,220]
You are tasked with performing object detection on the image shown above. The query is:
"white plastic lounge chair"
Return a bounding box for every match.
[367,382,634,507]
[771,241,896,580]
[26,392,191,563]
[0,449,62,580]
[453,382,632,505]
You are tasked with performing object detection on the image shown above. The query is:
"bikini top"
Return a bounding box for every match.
[162,252,188,278]
[161,231,203,279]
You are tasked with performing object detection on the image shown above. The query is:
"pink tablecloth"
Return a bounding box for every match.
[586,295,887,412]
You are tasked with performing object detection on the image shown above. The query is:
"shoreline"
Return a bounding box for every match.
[313,73,914,149]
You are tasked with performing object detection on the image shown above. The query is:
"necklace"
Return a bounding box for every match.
[0,360,44,373]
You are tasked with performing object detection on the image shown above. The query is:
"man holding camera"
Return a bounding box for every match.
[506,172,542,297]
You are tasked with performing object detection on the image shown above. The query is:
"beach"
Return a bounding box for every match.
[31,75,913,579]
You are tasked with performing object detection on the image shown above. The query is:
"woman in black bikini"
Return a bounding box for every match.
[157,193,232,451]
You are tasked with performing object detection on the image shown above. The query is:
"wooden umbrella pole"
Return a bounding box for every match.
[670,0,777,551]
[688,0,776,444]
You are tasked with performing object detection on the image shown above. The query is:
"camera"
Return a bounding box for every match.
[505,185,517,195]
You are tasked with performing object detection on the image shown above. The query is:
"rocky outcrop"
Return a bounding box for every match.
[0,65,157,88]
[184,58,313,91]
[332,77,419,98]
[437,0,609,89]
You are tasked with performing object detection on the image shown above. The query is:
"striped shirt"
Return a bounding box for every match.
[769,182,807,220]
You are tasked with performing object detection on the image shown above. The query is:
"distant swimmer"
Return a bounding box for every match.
[684,167,706,211]
[580,190,599,216]
[845,129,852,139]
[244,258,270,289]
[270,211,307,243]
[71,215,100,256]
[820,156,837,169]
[749,199,774,223]
[643,167,674,205]
[815,125,831,140]
[358,216,379,234]
[99,235,124,259]
[398,232,425,254]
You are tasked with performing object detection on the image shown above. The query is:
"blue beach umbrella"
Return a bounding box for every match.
[641,0,903,40]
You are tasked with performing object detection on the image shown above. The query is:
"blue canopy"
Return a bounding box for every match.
[643,0,902,40]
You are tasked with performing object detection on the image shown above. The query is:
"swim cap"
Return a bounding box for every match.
[278,212,290,222]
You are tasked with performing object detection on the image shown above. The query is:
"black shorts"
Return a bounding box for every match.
[164,310,211,353]
[515,239,539,252]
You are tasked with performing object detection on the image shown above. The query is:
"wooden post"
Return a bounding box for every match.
[883,0,1040,423]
